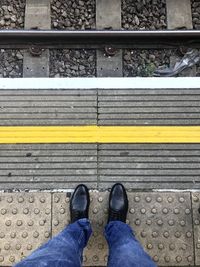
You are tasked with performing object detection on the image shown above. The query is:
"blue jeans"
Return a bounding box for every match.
[14,219,157,267]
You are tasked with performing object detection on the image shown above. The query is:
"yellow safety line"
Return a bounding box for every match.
[0,126,200,143]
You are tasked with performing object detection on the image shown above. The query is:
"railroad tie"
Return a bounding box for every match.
[23,0,51,77]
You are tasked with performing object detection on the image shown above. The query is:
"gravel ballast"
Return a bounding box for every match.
[122,0,167,30]
[192,0,200,29]
[51,0,95,29]
[123,49,177,77]
[0,0,25,29]
[0,49,23,78]
[50,49,96,77]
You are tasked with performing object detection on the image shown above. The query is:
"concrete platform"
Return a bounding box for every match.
[0,78,199,266]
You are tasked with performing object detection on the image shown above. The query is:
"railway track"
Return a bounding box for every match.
[0,0,200,78]
[1,29,200,77]
[0,0,200,266]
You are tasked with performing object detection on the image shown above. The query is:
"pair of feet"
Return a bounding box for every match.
[70,183,128,224]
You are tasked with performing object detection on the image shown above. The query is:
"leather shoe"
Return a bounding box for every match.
[70,184,90,223]
[108,183,128,223]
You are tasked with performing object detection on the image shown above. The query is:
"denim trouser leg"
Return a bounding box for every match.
[14,218,92,267]
[105,221,157,267]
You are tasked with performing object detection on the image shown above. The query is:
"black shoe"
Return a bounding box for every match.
[70,184,90,223]
[108,183,128,223]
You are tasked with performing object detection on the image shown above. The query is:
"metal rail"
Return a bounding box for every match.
[1,30,200,49]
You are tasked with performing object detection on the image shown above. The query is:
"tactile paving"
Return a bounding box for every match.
[128,192,194,266]
[52,191,194,266]
[0,193,51,266]
[192,192,200,266]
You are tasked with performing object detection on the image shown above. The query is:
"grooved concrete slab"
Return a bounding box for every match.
[98,89,200,125]
[0,89,97,125]
[0,143,200,190]
[52,191,194,266]
[0,144,97,190]
[0,193,51,266]
[1,88,200,126]
[192,193,200,266]
[98,144,200,189]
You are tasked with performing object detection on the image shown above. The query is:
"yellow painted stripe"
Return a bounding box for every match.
[0,126,200,143]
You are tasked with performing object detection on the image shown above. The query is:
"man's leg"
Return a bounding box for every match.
[105,221,156,267]
[15,184,91,267]
[105,183,157,267]
[15,218,92,267]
